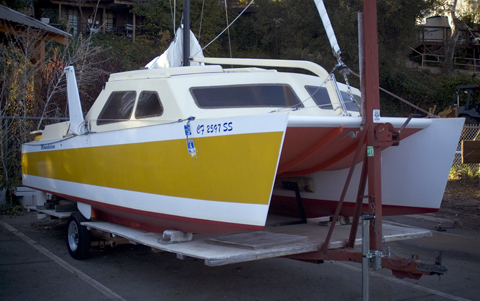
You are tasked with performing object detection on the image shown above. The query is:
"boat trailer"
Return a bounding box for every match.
[38,207,446,278]
[35,0,448,299]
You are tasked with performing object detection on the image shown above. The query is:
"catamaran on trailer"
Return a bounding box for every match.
[22,0,460,281]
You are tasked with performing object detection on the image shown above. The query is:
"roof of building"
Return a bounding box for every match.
[0,4,71,37]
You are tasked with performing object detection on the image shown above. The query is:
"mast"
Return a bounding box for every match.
[183,0,190,66]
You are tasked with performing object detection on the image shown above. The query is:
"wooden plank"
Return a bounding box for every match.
[38,209,73,219]
[81,218,431,267]
[462,140,480,163]
[206,231,308,250]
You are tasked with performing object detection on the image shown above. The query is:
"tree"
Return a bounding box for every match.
[432,0,480,74]
[0,0,28,11]
[132,0,237,57]
[0,22,106,193]
[442,0,464,74]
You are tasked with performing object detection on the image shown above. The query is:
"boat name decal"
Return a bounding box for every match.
[41,144,55,150]
[196,122,233,135]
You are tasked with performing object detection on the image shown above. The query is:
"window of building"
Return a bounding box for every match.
[67,9,78,35]
[191,84,303,109]
[135,91,163,119]
[97,91,136,125]
[106,13,114,33]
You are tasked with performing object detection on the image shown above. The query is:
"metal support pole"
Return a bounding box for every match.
[363,0,383,251]
[358,11,366,126]
[183,0,190,66]
[362,213,375,301]
[348,153,368,248]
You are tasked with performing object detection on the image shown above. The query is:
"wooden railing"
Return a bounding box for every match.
[418,26,480,47]
[410,47,480,70]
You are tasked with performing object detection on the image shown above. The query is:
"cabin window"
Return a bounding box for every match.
[190,84,303,108]
[305,86,361,112]
[97,91,136,125]
[305,86,333,110]
[340,91,361,112]
[135,91,164,119]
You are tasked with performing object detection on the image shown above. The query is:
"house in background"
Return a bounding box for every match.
[37,0,143,41]
[0,4,71,101]
[40,0,253,37]
[33,0,254,43]
[412,16,480,72]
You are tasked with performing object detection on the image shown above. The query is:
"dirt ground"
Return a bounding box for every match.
[437,179,480,230]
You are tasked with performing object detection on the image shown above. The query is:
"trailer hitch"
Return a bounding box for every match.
[383,252,447,280]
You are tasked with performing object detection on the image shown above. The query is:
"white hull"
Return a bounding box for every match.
[271,117,464,217]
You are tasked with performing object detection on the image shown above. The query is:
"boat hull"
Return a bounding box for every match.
[22,114,464,233]
[22,114,288,233]
[271,117,465,217]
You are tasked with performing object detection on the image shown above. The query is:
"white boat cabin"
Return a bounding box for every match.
[39,61,361,141]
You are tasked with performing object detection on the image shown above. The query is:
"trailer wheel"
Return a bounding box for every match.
[67,212,91,259]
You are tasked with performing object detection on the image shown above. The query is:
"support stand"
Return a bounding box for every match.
[361,213,381,301]
[278,182,307,226]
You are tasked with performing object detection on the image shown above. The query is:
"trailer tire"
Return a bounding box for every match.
[67,212,91,259]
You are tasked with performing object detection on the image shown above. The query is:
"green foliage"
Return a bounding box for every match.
[0,204,24,216]
[131,0,232,57]
[435,73,479,107]
[1,0,29,10]
[131,0,175,40]
[0,192,24,216]
[91,34,161,72]
[450,164,480,180]
[0,28,109,191]
[234,0,335,63]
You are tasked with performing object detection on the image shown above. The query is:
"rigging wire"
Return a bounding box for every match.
[224,0,233,59]
[194,0,255,56]
[198,0,206,43]
[174,0,177,32]
[169,0,174,32]
[349,71,434,116]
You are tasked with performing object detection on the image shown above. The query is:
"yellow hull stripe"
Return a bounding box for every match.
[22,132,283,205]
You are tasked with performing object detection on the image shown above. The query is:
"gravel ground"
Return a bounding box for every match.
[436,179,480,231]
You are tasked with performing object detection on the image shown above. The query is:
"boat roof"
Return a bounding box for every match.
[108,65,277,82]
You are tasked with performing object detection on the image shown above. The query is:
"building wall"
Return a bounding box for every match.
[59,4,140,35]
